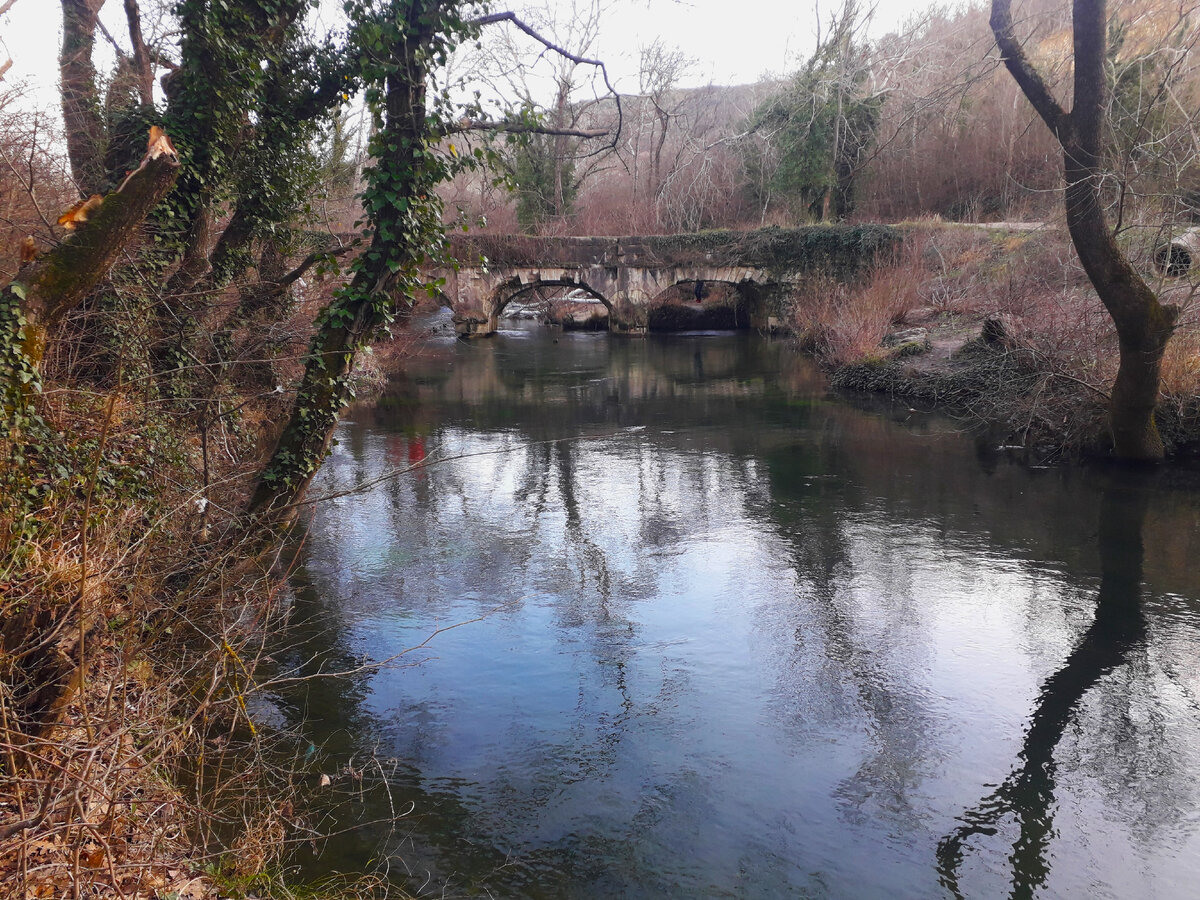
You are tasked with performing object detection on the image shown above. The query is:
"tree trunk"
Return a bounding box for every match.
[153,198,217,386]
[991,0,1179,460]
[248,7,434,516]
[207,202,258,287]
[1062,126,1178,458]
[3,136,179,383]
[60,0,108,195]
[552,82,569,220]
[246,241,394,515]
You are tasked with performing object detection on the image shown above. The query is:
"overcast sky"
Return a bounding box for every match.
[0,0,938,123]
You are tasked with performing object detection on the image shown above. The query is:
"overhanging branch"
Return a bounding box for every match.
[470,10,622,150]
[13,131,180,338]
[440,118,607,139]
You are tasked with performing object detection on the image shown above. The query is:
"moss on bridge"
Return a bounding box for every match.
[449,225,901,276]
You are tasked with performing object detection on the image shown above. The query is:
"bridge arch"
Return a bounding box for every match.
[645,277,769,331]
[492,277,611,316]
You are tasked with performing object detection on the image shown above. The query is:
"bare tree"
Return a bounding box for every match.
[474,0,615,228]
[631,40,692,226]
[992,0,1182,459]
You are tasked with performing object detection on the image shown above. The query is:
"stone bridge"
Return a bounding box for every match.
[434,226,899,338]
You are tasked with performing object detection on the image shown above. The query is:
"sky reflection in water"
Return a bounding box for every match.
[283,326,1200,899]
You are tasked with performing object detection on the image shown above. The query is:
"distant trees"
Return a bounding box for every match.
[429,0,1200,235]
[859,5,1062,221]
[744,0,883,222]
[1103,3,1200,228]
[511,128,577,228]
[481,0,612,231]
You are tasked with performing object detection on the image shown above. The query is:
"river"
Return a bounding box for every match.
[275,323,1200,898]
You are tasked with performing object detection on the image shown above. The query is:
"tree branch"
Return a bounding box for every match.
[12,131,180,350]
[123,0,155,106]
[95,14,128,62]
[266,244,353,296]
[440,118,607,139]
[470,10,622,148]
[990,0,1067,134]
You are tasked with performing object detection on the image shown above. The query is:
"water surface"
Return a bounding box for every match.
[280,325,1200,898]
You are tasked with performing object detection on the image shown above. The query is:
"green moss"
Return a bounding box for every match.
[450,225,901,277]
[893,340,929,358]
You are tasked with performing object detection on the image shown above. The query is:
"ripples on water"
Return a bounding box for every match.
[278,325,1200,898]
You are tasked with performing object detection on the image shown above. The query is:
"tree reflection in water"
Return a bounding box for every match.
[937,470,1154,899]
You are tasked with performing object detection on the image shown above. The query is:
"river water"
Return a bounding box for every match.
[279,324,1200,898]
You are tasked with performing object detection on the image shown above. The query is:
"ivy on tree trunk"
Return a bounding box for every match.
[248,0,452,516]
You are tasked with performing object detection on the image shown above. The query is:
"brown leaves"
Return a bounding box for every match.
[146,126,178,163]
[56,194,104,231]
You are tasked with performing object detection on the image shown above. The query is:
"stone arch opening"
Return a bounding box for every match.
[494,278,611,315]
[646,279,766,331]
[493,278,612,331]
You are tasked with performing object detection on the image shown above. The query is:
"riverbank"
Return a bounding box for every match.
[0,303,396,898]
[796,221,1200,460]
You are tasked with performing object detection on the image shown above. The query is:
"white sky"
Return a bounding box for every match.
[0,0,939,124]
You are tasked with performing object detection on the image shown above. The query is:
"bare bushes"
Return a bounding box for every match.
[0,264,404,897]
[820,223,1200,455]
[1157,304,1200,446]
[0,381,213,895]
[789,235,926,366]
[0,386,379,896]
[0,104,74,283]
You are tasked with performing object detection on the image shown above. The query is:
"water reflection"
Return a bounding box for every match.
[283,326,1200,898]
[938,471,1152,899]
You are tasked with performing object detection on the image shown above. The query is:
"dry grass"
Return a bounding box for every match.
[789,234,926,366]
[815,221,1200,455]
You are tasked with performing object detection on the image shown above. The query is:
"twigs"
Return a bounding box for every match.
[471,10,623,152]
[297,427,631,507]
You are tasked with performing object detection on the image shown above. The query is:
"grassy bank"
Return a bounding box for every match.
[792,221,1200,459]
